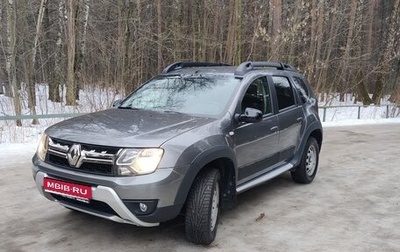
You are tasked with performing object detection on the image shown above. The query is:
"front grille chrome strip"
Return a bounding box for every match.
[48,139,69,152]
[47,137,120,175]
[48,149,67,158]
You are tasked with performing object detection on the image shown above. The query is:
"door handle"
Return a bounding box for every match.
[270,126,279,132]
[297,117,303,123]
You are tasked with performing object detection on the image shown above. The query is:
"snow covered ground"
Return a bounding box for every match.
[0,85,399,144]
[323,117,400,127]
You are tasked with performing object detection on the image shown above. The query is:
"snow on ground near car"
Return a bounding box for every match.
[322,117,400,127]
[1,118,400,158]
[1,111,400,144]
[1,85,399,143]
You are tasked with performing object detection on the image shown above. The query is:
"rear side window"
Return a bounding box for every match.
[292,76,310,98]
[272,76,296,110]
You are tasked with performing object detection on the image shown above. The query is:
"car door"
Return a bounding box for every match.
[234,76,280,184]
[269,75,304,163]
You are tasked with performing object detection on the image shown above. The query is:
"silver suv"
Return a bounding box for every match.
[32,61,323,245]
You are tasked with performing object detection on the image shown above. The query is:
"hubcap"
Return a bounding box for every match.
[210,182,219,231]
[305,145,317,176]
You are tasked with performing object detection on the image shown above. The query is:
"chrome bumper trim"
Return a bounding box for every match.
[35,171,159,227]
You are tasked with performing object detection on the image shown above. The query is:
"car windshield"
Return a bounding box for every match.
[119,74,240,117]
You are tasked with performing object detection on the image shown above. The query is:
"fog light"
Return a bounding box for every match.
[139,203,148,212]
[123,200,157,215]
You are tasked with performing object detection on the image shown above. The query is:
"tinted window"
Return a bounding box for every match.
[292,76,310,98]
[241,77,272,115]
[119,75,240,117]
[272,76,296,110]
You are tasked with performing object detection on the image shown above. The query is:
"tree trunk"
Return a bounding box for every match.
[308,0,317,79]
[6,0,22,126]
[0,1,5,95]
[337,0,358,98]
[236,0,242,64]
[157,0,162,70]
[66,0,77,106]
[74,0,89,99]
[27,0,48,125]
[136,0,143,88]
[201,0,208,61]
[319,0,339,95]
[372,0,400,104]
[119,0,134,95]
[225,1,237,63]
[314,0,325,89]
[270,0,282,61]
[52,0,64,103]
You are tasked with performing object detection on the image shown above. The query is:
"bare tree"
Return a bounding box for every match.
[66,0,76,106]
[270,0,282,60]
[2,0,400,118]
[5,0,22,126]
[74,0,90,99]
[45,0,63,103]
[25,0,48,124]
[372,0,400,104]
[156,0,163,70]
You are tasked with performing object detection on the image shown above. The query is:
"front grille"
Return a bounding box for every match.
[46,137,120,176]
[80,163,113,174]
[48,154,70,167]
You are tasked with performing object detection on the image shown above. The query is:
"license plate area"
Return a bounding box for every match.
[44,177,92,203]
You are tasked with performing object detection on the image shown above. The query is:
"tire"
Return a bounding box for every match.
[185,169,220,245]
[291,137,319,184]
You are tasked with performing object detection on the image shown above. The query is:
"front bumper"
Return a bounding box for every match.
[35,171,160,227]
[32,157,186,227]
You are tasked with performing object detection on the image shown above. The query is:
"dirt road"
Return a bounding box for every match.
[1,124,399,252]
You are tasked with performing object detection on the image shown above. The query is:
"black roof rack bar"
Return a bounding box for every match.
[234,61,297,77]
[162,61,231,74]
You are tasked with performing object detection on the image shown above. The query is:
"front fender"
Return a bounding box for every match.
[173,145,237,205]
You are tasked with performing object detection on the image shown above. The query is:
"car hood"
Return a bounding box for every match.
[45,109,215,147]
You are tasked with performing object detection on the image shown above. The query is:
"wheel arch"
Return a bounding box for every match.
[310,128,323,151]
[293,122,323,167]
[174,146,237,211]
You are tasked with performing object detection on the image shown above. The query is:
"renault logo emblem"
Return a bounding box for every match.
[68,144,82,167]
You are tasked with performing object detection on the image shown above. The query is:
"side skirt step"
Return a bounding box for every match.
[236,163,294,194]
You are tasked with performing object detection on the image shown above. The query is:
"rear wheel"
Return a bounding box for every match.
[291,137,319,184]
[185,169,220,245]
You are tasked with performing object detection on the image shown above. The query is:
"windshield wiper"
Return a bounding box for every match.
[118,106,140,110]
[163,110,186,115]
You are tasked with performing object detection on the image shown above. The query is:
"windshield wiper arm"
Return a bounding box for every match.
[118,106,140,110]
[163,110,186,115]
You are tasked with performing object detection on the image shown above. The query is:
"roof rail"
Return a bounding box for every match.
[162,61,231,74]
[234,61,297,77]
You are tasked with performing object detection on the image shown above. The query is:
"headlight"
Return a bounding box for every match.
[36,133,48,161]
[116,148,164,176]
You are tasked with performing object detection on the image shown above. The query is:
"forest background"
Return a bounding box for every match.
[1,0,399,126]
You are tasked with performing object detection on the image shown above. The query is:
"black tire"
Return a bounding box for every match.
[185,169,220,245]
[291,137,319,184]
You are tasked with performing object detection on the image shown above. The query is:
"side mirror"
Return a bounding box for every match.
[112,99,122,108]
[235,108,263,123]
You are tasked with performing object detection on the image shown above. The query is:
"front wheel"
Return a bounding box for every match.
[291,137,319,184]
[185,169,220,245]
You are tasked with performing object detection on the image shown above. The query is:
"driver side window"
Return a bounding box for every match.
[241,77,271,115]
